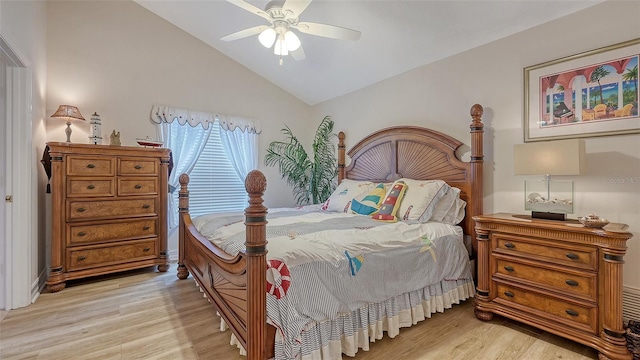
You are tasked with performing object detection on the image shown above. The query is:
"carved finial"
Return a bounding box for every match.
[245,170,267,195]
[179,173,190,186]
[470,104,484,120]
[338,132,345,141]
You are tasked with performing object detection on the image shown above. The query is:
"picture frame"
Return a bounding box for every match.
[524,38,640,142]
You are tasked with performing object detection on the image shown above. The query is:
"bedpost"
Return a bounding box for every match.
[338,131,346,183]
[469,104,484,256]
[244,170,268,360]
[177,174,190,280]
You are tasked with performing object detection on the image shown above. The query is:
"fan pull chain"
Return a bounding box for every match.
[279,56,283,66]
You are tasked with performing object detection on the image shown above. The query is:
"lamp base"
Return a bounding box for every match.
[531,211,566,221]
[65,121,72,143]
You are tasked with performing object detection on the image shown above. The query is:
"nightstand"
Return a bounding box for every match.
[473,213,633,360]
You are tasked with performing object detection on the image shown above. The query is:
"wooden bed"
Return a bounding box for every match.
[176,104,485,359]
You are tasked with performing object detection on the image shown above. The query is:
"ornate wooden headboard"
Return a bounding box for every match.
[336,104,484,255]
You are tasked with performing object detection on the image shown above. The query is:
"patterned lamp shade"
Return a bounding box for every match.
[51,105,86,122]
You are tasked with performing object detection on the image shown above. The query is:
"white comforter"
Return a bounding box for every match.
[194,208,474,359]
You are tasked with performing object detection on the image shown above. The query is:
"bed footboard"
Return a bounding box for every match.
[177,171,269,359]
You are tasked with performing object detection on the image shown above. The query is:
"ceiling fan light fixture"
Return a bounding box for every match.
[258,27,277,48]
[284,30,301,51]
[222,0,361,64]
[274,35,289,56]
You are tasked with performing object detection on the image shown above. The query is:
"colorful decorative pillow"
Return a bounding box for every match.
[322,179,375,213]
[430,186,466,225]
[350,183,386,215]
[397,178,450,222]
[371,181,407,222]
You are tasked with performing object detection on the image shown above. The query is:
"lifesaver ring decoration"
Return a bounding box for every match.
[266,259,291,299]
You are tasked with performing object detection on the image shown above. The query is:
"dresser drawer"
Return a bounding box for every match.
[67,178,115,197]
[67,218,157,245]
[495,282,597,334]
[118,158,158,176]
[66,239,158,271]
[67,199,156,220]
[118,178,158,196]
[67,156,115,176]
[495,258,596,301]
[494,234,597,271]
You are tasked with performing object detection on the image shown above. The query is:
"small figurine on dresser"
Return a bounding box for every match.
[109,130,121,146]
[89,112,102,145]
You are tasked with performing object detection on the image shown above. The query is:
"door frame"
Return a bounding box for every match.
[1,34,34,310]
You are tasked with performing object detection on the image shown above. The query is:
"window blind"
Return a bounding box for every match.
[172,120,248,218]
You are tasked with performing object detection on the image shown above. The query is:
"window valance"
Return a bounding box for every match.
[150,105,261,133]
[218,114,261,134]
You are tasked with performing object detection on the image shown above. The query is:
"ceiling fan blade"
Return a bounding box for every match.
[290,45,305,61]
[282,0,312,18]
[226,0,272,22]
[221,25,269,42]
[295,22,361,41]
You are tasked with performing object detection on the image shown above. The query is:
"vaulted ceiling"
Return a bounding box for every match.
[134,0,603,105]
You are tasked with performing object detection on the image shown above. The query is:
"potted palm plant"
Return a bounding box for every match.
[265,116,337,205]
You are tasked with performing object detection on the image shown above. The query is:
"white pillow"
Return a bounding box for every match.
[322,179,375,213]
[396,178,449,222]
[430,186,466,225]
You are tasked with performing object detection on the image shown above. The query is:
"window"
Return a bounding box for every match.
[152,105,259,228]
[170,119,248,218]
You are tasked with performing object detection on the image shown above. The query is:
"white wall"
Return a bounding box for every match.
[46,0,313,258]
[0,0,48,308]
[312,1,640,288]
[8,0,640,303]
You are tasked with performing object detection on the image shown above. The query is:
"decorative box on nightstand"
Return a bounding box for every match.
[473,213,633,360]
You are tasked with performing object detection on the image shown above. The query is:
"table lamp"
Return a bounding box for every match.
[514,139,585,220]
[51,105,85,143]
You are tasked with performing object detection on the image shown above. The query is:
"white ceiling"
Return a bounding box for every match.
[134,0,603,105]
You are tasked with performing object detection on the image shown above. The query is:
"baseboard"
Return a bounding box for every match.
[623,285,640,323]
[31,268,47,304]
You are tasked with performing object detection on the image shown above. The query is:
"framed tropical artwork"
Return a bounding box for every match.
[524,38,639,142]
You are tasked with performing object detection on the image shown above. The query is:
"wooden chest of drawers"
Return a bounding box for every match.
[474,213,633,360]
[45,143,171,292]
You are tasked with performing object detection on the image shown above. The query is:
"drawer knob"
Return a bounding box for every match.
[504,265,515,272]
[142,204,150,209]
[504,242,515,249]
[143,247,151,252]
[87,185,95,190]
[87,164,96,169]
[77,207,86,213]
[134,184,143,189]
[143,226,150,230]
[566,253,579,260]
[77,231,86,237]
[134,165,143,169]
[504,291,514,298]
[77,256,86,261]
[565,309,579,317]
[565,279,579,287]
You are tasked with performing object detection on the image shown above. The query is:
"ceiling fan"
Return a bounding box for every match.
[221,0,361,64]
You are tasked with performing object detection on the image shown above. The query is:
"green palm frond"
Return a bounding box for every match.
[264,117,338,205]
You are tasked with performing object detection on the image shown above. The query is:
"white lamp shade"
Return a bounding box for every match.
[258,27,276,48]
[514,139,586,175]
[274,36,289,56]
[284,30,301,51]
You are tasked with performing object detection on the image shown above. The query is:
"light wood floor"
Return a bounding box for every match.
[0,266,599,360]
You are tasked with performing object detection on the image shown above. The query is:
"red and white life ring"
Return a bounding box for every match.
[266,259,291,299]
